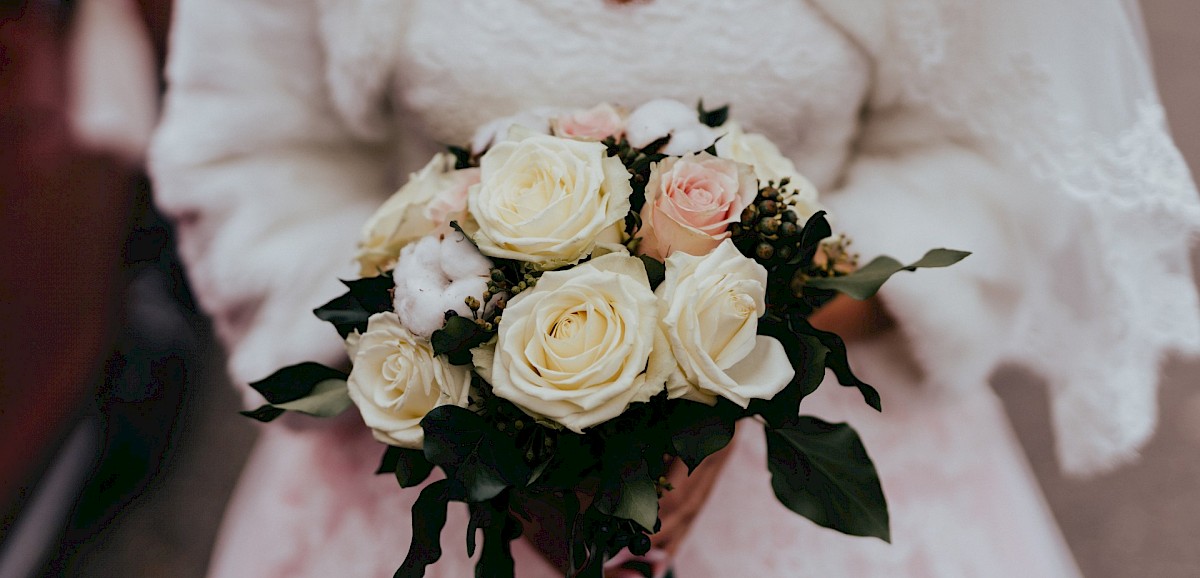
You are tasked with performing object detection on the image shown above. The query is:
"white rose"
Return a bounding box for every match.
[392,231,492,338]
[355,153,481,276]
[346,313,472,449]
[470,107,564,154]
[625,98,719,156]
[474,252,671,432]
[715,123,823,219]
[468,133,632,268]
[657,239,794,407]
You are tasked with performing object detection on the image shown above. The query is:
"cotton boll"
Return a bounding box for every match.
[626,98,718,154]
[392,233,493,338]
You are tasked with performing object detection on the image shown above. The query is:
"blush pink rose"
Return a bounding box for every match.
[423,167,480,227]
[552,103,625,141]
[637,153,758,260]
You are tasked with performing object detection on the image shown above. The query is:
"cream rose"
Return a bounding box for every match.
[355,153,481,276]
[636,152,757,260]
[657,240,794,407]
[468,133,632,267]
[473,252,671,432]
[552,103,625,141]
[715,123,823,219]
[346,313,472,449]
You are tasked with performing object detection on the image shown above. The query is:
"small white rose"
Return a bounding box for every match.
[637,152,758,260]
[468,133,632,268]
[552,103,625,141]
[477,252,671,432]
[715,123,823,219]
[625,98,719,156]
[355,153,481,276]
[392,231,492,338]
[346,313,472,449]
[657,239,794,407]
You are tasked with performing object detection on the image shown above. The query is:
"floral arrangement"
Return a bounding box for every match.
[242,99,968,577]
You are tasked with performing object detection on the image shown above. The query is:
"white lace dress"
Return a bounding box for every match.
[150,0,1200,576]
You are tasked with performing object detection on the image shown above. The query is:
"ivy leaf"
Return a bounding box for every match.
[422,406,530,502]
[431,315,492,366]
[394,480,454,578]
[247,362,347,405]
[805,249,971,300]
[751,319,830,426]
[668,400,737,473]
[794,317,880,412]
[697,100,730,128]
[765,417,889,542]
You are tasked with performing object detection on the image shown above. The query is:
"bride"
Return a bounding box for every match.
[150,0,1200,576]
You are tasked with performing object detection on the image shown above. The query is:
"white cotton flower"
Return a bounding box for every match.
[392,231,492,338]
[625,98,720,156]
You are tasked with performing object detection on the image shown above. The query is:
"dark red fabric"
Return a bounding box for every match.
[0,3,136,523]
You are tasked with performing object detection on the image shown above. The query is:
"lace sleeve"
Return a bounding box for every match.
[815,0,1200,476]
[150,0,398,405]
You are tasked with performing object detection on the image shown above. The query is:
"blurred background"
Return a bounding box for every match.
[1,1,1198,576]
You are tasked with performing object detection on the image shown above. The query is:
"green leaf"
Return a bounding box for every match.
[313,275,395,338]
[638,255,666,291]
[421,406,530,502]
[395,480,453,578]
[765,417,889,542]
[612,478,659,532]
[473,504,520,578]
[431,315,492,366]
[697,100,730,128]
[247,362,348,405]
[239,405,285,423]
[794,317,880,411]
[378,446,436,488]
[752,319,830,426]
[794,211,833,265]
[668,401,737,473]
[806,248,971,300]
[272,379,352,417]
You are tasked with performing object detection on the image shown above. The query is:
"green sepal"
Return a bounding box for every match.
[394,479,455,578]
[431,314,492,366]
[421,406,530,502]
[668,400,737,473]
[805,248,971,300]
[765,417,890,542]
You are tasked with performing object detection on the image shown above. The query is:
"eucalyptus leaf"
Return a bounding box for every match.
[395,480,453,578]
[312,291,372,339]
[273,379,352,417]
[765,417,889,542]
[806,249,971,300]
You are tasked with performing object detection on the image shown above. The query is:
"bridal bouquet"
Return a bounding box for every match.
[242,99,967,577]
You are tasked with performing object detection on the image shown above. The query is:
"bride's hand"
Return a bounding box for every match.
[807,294,893,341]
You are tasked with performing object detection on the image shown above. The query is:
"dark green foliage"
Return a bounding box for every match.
[430,314,493,366]
[314,274,396,338]
[765,417,890,542]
